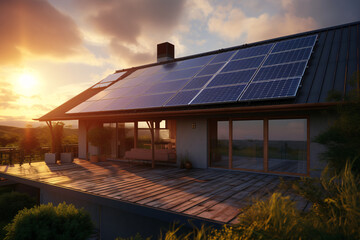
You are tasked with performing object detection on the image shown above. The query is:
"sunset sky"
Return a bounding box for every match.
[0,0,359,128]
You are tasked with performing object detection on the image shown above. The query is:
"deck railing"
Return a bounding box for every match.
[0,145,78,165]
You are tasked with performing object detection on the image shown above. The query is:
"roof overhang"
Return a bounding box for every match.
[35,102,337,122]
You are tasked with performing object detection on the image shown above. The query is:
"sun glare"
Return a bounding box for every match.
[16,71,39,96]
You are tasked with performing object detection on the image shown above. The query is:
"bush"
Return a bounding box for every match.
[0,191,36,239]
[4,202,93,240]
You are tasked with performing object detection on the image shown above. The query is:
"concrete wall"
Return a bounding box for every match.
[40,186,200,240]
[176,118,208,168]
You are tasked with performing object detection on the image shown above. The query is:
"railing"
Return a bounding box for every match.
[0,145,78,165]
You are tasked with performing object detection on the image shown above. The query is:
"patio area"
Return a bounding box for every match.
[0,159,309,225]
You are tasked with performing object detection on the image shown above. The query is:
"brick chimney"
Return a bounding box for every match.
[157,42,174,62]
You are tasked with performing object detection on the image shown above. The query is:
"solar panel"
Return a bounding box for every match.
[165,90,199,106]
[191,85,246,105]
[124,93,174,109]
[207,69,256,87]
[145,79,190,94]
[240,78,301,101]
[221,56,265,72]
[91,72,127,89]
[232,44,273,60]
[197,63,224,76]
[272,35,317,53]
[264,47,312,66]
[81,99,115,113]
[176,55,213,69]
[209,50,236,64]
[253,61,307,82]
[67,34,317,114]
[102,97,134,111]
[103,84,152,99]
[183,76,213,90]
[160,66,202,82]
[67,101,94,114]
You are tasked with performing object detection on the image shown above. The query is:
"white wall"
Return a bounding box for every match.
[176,118,208,168]
[78,120,101,159]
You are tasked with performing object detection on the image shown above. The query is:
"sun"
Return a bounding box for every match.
[15,71,39,96]
[18,73,37,89]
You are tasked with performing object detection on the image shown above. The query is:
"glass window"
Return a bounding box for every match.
[232,120,264,170]
[268,119,307,174]
[117,122,135,158]
[209,120,229,168]
[103,123,117,158]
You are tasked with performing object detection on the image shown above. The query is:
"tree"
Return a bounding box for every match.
[19,125,40,155]
[314,71,360,174]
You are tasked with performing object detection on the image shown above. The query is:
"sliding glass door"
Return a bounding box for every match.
[209,118,309,175]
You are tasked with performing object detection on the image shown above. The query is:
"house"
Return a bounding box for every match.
[36,21,360,177]
[0,21,357,239]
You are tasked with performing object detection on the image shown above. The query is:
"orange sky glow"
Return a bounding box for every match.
[0,0,359,128]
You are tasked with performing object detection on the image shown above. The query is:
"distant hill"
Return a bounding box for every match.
[0,125,78,147]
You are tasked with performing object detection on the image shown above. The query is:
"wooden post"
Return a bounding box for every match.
[147,121,155,168]
[46,121,55,153]
[264,119,268,172]
[229,120,233,169]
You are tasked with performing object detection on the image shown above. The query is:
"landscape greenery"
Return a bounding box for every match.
[0,124,78,165]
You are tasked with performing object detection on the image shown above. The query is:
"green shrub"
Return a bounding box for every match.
[0,191,36,239]
[4,202,93,240]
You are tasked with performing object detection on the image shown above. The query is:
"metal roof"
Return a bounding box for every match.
[37,21,360,121]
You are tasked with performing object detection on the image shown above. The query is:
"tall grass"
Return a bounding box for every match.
[117,161,360,240]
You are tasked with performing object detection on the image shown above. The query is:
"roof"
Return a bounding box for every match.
[37,21,360,121]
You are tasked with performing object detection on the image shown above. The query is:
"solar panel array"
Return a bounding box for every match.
[67,35,317,114]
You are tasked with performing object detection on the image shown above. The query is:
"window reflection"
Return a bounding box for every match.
[268,119,307,174]
[210,120,229,168]
[232,120,264,170]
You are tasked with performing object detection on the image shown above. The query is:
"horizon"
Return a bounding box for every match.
[1,0,359,128]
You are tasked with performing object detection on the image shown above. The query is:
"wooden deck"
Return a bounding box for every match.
[0,159,308,225]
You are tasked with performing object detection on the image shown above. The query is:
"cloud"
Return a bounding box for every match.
[77,0,187,67]
[0,0,84,65]
[0,82,19,109]
[283,0,360,27]
[207,3,317,43]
